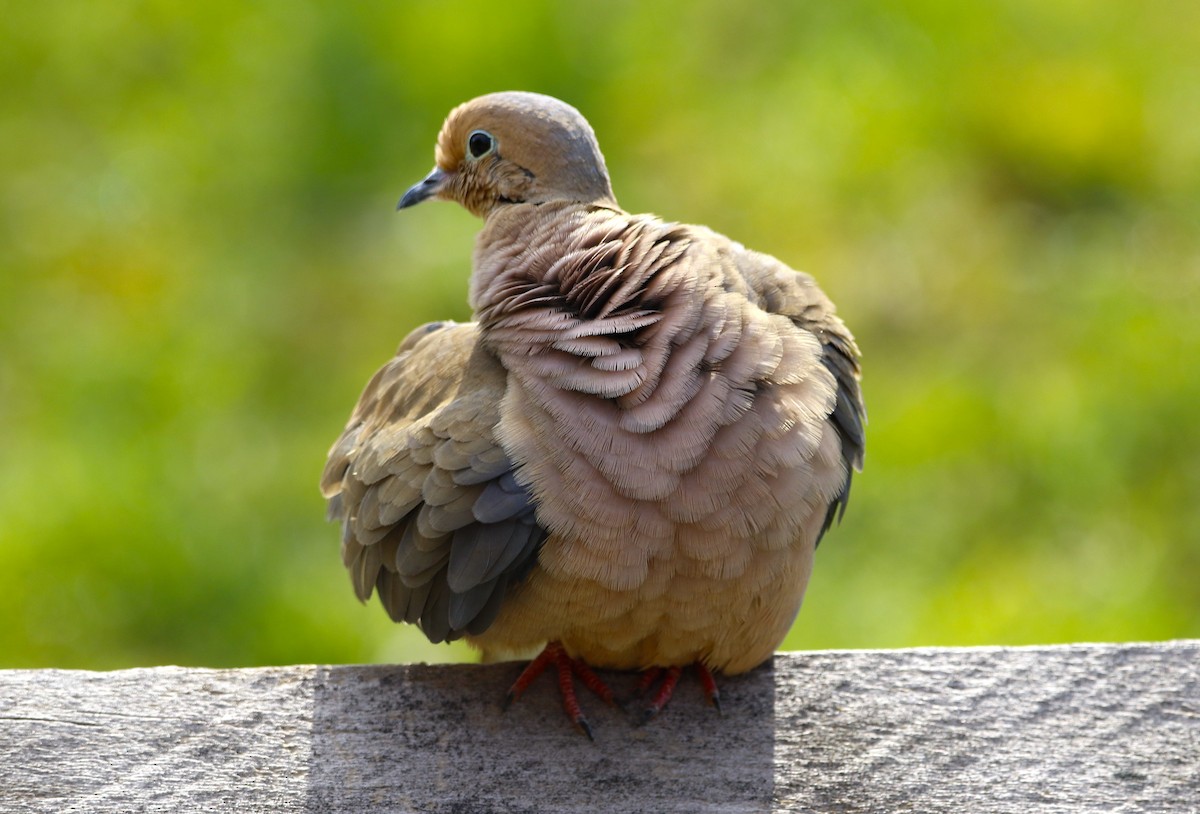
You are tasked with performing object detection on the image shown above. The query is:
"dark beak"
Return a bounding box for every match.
[397,166,448,210]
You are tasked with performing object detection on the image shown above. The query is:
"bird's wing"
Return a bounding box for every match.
[320,321,546,642]
[734,246,866,540]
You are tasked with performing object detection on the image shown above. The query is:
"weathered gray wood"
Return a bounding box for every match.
[1,642,1197,813]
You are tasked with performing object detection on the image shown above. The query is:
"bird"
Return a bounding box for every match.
[320,91,864,738]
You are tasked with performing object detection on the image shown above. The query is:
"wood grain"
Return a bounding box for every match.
[2,642,1197,813]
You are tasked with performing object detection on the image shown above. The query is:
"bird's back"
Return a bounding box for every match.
[458,202,862,671]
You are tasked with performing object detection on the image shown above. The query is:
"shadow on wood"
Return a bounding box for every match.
[1,642,1198,812]
[306,661,774,812]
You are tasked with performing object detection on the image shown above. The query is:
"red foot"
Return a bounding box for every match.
[635,667,662,695]
[635,662,722,723]
[504,641,615,740]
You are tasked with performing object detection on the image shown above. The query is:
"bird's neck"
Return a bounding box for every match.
[470,202,702,412]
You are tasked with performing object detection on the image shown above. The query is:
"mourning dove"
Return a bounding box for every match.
[321,91,865,737]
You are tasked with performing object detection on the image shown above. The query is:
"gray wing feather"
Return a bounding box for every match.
[321,321,546,643]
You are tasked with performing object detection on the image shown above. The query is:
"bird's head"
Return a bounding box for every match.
[397,91,618,218]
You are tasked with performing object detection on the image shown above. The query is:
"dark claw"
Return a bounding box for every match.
[637,705,662,727]
[576,717,595,742]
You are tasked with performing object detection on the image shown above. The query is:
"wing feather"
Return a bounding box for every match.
[321,320,547,642]
[736,250,867,542]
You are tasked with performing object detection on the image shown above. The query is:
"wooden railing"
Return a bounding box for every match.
[2,641,1197,812]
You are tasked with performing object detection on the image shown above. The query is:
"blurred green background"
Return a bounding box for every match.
[2,2,1197,670]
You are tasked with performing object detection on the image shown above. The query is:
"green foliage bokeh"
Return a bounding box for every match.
[2,2,1197,669]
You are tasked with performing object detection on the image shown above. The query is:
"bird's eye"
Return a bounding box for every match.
[467,130,495,159]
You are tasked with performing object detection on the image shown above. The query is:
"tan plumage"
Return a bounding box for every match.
[321,91,864,723]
